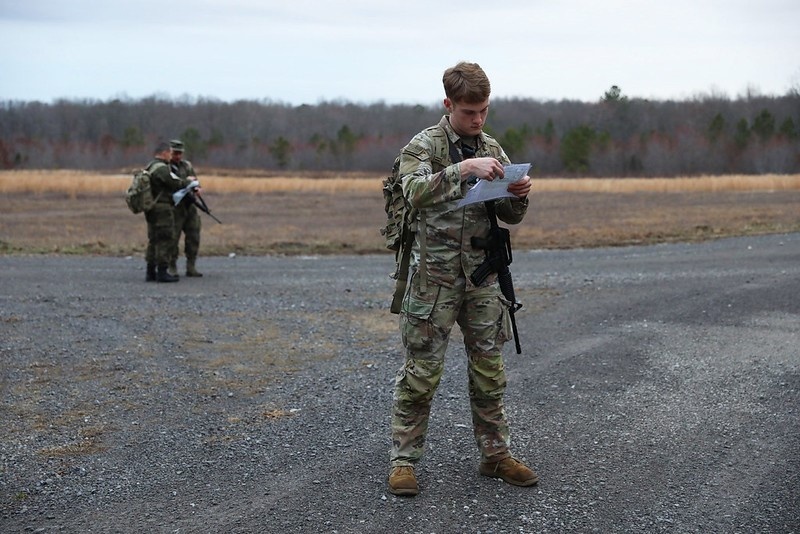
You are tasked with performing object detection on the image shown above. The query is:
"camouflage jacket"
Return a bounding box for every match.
[400,115,529,289]
[169,160,198,212]
[147,158,190,204]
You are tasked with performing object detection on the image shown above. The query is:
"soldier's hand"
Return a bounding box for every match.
[507,175,532,199]
[461,157,504,182]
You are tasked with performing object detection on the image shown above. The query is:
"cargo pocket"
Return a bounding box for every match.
[400,281,441,353]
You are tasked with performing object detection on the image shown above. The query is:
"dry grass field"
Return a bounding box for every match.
[1,170,799,255]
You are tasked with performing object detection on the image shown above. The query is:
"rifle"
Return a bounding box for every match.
[172,180,222,224]
[470,201,523,354]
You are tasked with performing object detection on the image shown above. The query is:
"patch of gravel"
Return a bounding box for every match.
[1,233,799,533]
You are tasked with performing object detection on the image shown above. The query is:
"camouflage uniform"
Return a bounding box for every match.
[144,158,190,267]
[169,158,202,275]
[390,115,529,467]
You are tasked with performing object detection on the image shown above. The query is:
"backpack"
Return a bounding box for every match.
[125,161,165,214]
[381,127,461,313]
[381,155,419,313]
[380,155,408,253]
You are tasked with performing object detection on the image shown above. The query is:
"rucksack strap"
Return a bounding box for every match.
[417,132,461,295]
[413,129,462,298]
[390,127,463,313]
[416,128,461,298]
[146,160,167,172]
[417,210,427,293]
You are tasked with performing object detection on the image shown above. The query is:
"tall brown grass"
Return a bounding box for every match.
[1,170,799,196]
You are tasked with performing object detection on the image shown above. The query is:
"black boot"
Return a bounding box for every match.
[146,263,156,282]
[157,264,179,283]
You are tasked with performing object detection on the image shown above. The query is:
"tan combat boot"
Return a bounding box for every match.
[388,466,418,496]
[168,259,179,278]
[186,258,203,277]
[479,457,538,486]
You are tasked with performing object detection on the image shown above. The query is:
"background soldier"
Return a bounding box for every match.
[387,62,535,496]
[168,139,203,277]
[145,141,191,283]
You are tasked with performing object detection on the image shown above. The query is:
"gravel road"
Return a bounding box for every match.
[1,233,798,533]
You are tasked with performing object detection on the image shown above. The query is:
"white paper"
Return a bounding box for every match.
[457,163,531,208]
[172,180,201,206]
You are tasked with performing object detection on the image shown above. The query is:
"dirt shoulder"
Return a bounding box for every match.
[1,189,799,255]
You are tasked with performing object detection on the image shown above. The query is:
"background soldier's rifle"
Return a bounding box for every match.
[470,201,523,354]
[173,180,222,224]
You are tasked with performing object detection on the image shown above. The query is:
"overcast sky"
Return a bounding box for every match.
[1,0,798,106]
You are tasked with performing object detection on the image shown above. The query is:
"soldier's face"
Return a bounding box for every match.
[171,151,183,162]
[445,98,489,137]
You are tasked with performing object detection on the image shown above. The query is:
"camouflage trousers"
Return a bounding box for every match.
[390,274,514,467]
[145,203,176,265]
[170,204,201,263]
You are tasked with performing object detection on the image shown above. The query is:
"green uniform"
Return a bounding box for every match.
[144,158,189,266]
[390,115,529,467]
[169,159,202,269]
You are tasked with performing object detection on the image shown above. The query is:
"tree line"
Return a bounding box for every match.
[1,86,798,176]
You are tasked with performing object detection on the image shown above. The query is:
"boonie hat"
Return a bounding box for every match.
[169,139,184,152]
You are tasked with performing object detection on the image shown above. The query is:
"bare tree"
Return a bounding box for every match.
[1,95,798,176]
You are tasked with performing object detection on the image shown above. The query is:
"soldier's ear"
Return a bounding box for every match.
[444,98,453,113]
